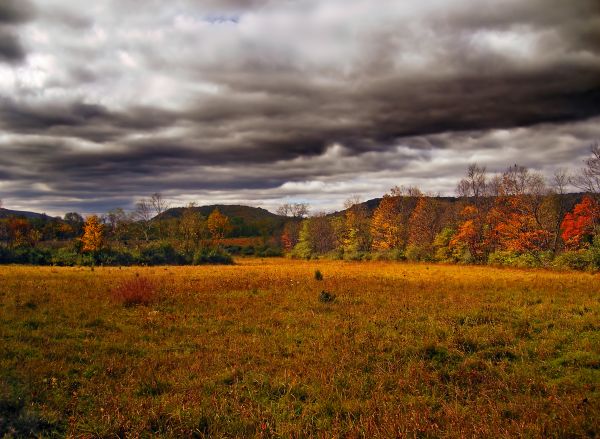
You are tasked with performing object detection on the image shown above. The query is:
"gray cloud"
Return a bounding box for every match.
[0,0,599,215]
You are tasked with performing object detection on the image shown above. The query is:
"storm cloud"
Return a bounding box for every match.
[0,0,599,215]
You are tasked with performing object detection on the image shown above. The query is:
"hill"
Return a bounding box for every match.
[0,208,56,220]
[157,204,283,222]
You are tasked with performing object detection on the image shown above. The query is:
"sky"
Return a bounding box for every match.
[0,0,599,216]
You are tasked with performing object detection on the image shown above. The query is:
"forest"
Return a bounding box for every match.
[1,146,599,271]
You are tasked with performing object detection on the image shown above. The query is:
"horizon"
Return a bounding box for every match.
[1,0,599,215]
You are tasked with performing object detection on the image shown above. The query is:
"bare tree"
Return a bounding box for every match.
[456,164,487,204]
[550,168,571,252]
[150,192,170,217]
[277,202,309,218]
[571,143,600,194]
[133,199,153,241]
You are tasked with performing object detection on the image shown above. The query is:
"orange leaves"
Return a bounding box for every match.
[370,194,405,251]
[81,215,105,252]
[207,209,232,241]
[488,195,550,253]
[560,196,599,249]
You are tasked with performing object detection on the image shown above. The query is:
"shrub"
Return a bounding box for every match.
[314,269,323,281]
[319,290,336,303]
[488,251,543,268]
[111,277,157,306]
[193,248,233,265]
[50,248,79,266]
[405,244,432,262]
[553,250,593,271]
[139,243,184,265]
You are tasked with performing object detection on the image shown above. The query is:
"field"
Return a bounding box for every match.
[0,259,599,438]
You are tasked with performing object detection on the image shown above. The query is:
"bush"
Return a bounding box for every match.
[319,290,336,303]
[139,243,185,265]
[405,244,432,262]
[488,251,547,268]
[314,269,323,281]
[193,248,233,265]
[50,248,79,266]
[0,247,51,265]
[553,250,593,271]
[111,277,157,306]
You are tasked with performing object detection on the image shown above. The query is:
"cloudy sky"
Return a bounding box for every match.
[0,0,599,215]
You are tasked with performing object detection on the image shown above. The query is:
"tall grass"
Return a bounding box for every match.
[0,260,598,437]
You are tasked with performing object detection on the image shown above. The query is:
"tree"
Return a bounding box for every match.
[81,215,105,253]
[572,143,600,194]
[133,199,153,241]
[408,196,444,250]
[370,186,421,251]
[341,197,370,254]
[456,164,488,207]
[178,203,207,252]
[291,220,313,259]
[207,209,232,242]
[277,203,310,218]
[280,221,300,252]
[561,196,600,249]
[151,192,170,239]
[308,213,336,254]
[7,218,40,248]
[487,165,552,253]
[105,208,130,242]
[64,212,84,236]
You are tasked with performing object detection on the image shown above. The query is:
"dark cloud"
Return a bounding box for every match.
[1,0,599,214]
[0,29,25,62]
[0,0,35,24]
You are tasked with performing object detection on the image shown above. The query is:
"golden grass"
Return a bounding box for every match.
[0,259,598,437]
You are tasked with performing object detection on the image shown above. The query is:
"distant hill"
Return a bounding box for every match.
[0,208,56,220]
[157,204,283,222]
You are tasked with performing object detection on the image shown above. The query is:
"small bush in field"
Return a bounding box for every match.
[111,277,157,306]
[314,269,323,280]
[319,290,336,303]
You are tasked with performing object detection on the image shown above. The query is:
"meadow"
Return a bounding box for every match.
[0,259,598,438]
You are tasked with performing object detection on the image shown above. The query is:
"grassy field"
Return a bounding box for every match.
[0,259,599,438]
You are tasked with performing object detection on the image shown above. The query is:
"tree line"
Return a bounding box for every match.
[0,145,598,269]
[283,145,600,270]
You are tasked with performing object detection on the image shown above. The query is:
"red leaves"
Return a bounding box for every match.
[561,196,599,249]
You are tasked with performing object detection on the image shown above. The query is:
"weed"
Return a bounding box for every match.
[319,290,336,303]
[315,269,324,281]
[111,276,157,307]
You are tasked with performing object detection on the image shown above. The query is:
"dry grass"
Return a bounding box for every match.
[110,276,158,307]
[0,259,598,437]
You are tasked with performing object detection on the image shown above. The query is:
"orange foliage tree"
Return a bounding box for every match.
[81,215,105,252]
[560,196,599,249]
[207,209,232,242]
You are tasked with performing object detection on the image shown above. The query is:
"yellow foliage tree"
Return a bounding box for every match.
[81,215,105,252]
[207,209,232,241]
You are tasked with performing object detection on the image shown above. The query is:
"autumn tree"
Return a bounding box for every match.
[7,218,40,248]
[179,203,207,252]
[291,220,313,259]
[340,197,370,254]
[308,213,336,254]
[207,209,232,242]
[561,196,600,249]
[408,196,444,251]
[280,221,301,252]
[370,186,421,251]
[487,165,552,253]
[81,215,105,253]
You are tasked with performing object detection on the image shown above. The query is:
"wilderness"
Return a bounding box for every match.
[1,151,599,437]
